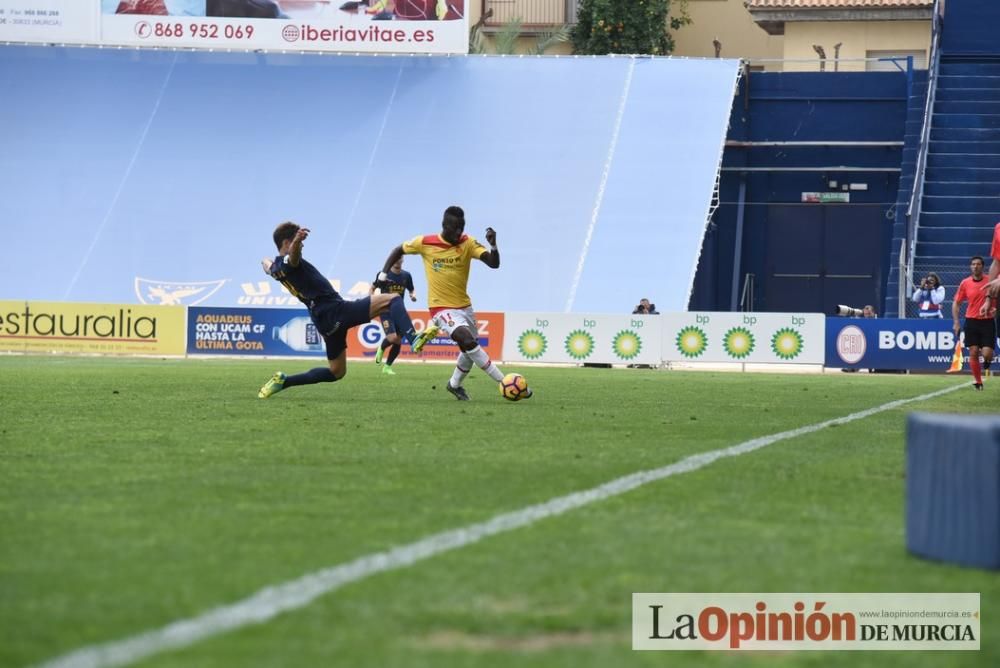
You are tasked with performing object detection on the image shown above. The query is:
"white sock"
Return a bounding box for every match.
[466,345,503,382]
[450,352,472,388]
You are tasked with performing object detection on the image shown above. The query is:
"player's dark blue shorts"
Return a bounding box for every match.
[310,296,372,360]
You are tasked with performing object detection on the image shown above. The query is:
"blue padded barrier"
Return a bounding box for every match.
[906,413,1000,570]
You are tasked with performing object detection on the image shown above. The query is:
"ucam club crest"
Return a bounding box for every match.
[836,324,866,365]
[135,277,228,306]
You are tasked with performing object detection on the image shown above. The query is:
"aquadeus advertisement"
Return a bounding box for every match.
[0,1,469,54]
[187,306,503,361]
[0,300,186,355]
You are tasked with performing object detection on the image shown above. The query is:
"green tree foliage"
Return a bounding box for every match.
[572,0,691,55]
[469,16,570,55]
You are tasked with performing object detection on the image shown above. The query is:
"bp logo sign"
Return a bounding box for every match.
[771,327,804,360]
[565,329,595,360]
[612,330,642,360]
[676,326,708,358]
[723,327,755,359]
[517,330,547,360]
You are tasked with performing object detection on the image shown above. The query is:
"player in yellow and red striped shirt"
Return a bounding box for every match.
[380,205,531,401]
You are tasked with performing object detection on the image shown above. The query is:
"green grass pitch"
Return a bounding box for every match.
[1,356,997,667]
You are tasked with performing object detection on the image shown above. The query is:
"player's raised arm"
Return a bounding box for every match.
[406,272,417,301]
[382,245,405,276]
[981,263,998,316]
[986,224,1000,297]
[987,259,1000,298]
[479,227,500,269]
[287,227,309,267]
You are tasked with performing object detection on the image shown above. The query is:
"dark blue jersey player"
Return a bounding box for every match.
[257,222,439,398]
[370,257,418,375]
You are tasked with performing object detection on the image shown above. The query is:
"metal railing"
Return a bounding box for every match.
[481,0,578,27]
[897,239,907,317]
[745,56,923,73]
[739,273,756,312]
[904,0,944,302]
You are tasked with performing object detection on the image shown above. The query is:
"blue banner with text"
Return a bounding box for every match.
[825,317,967,370]
[188,306,325,357]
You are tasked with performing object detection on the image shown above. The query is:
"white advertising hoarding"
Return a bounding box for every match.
[662,312,825,365]
[0,1,469,54]
[0,1,96,42]
[503,313,663,366]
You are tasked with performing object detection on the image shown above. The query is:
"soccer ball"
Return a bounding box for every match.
[500,373,528,401]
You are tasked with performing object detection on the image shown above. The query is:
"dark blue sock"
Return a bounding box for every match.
[284,367,338,388]
[387,343,401,365]
[388,297,417,343]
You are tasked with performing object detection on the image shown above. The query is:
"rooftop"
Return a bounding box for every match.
[746,0,934,35]
[746,0,932,7]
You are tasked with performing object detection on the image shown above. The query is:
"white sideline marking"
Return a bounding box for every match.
[36,384,961,668]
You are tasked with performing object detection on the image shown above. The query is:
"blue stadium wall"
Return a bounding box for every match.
[941,0,1000,57]
[690,69,914,315]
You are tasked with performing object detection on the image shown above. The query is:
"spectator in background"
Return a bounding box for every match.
[628,298,658,369]
[912,272,945,318]
[633,298,659,315]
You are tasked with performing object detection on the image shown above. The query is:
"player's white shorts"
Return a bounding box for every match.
[430,307,478,338]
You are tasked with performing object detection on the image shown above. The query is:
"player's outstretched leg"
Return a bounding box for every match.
[411,323,440,354]
[260,367,338,398]
[258,371,287,398]
[377,295,437,353]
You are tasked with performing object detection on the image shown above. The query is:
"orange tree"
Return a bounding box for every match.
[572,0,690,55]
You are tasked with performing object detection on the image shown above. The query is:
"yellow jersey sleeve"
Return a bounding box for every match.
[402,235,425,255]
[465,236,488,261]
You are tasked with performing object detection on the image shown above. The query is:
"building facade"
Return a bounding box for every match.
[471,1,932,72]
